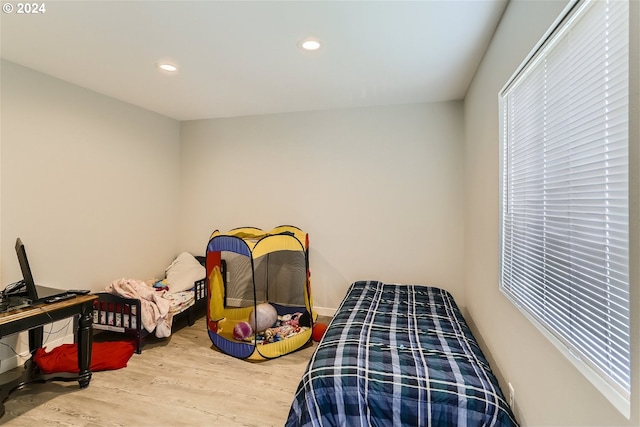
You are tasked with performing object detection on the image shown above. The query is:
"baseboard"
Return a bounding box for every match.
[313,306,336,318]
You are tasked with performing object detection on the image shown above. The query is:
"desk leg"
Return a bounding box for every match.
[77,304,93,388]
[28,326,43,353]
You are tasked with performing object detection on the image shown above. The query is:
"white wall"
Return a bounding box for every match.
[179,103,465,313]
[1,60,182,289]
[463,1,639,426]
[0,61,181,371]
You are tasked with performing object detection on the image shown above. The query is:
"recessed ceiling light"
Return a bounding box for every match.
[156,62,178,73]
[299,38,322,51]
[159,64,177,72]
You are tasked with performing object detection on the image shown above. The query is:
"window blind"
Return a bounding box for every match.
[500,0,630,405]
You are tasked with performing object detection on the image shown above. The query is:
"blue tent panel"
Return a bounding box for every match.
[208,330,255,359]
[207,235,251,257]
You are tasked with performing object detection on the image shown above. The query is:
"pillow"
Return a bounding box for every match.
[165,252,205,293]
[34,340,136,373]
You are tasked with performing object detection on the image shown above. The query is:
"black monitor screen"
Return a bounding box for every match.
[15,238,40,302]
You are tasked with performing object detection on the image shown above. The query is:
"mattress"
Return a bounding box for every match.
[286,281,518,427]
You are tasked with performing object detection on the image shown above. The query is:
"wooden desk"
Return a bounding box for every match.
[0,294,97,417]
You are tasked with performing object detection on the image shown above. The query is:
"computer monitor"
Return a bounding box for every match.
[15,237,40,302]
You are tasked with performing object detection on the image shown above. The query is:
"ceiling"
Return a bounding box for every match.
[0,1,508,121]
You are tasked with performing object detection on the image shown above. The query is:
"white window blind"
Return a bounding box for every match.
[500,0,630,410]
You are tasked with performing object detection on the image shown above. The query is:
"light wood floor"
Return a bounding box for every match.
[1,314,329,426]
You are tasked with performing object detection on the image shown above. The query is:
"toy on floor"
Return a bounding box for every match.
[206,226,316,360]
[233,321,253,340]
[248,311,313,345]
[248,303,278,332]
[312,322,328,342]
[280,311,310,328]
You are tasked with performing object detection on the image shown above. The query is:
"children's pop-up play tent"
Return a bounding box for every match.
[206,225,314,360]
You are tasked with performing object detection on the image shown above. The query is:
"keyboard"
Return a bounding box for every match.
[39,290,90,304]
[42,293,76,304]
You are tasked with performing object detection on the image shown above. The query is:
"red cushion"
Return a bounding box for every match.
[34,340,136,374]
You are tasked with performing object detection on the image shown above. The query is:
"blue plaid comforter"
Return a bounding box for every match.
[286,281,518,427]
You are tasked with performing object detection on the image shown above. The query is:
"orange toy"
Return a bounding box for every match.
[312,323,328,342]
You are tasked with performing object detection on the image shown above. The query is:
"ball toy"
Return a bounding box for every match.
[233,321,253,340]
[312,322,328,342]
[248,303,278,332]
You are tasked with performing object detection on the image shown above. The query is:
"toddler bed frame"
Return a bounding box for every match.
[92,278,207,353]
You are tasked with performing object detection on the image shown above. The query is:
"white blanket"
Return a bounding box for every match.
[105,278,173,338]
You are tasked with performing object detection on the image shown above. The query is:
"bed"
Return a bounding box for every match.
[286,281,518,427]
[92,252,207,353]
